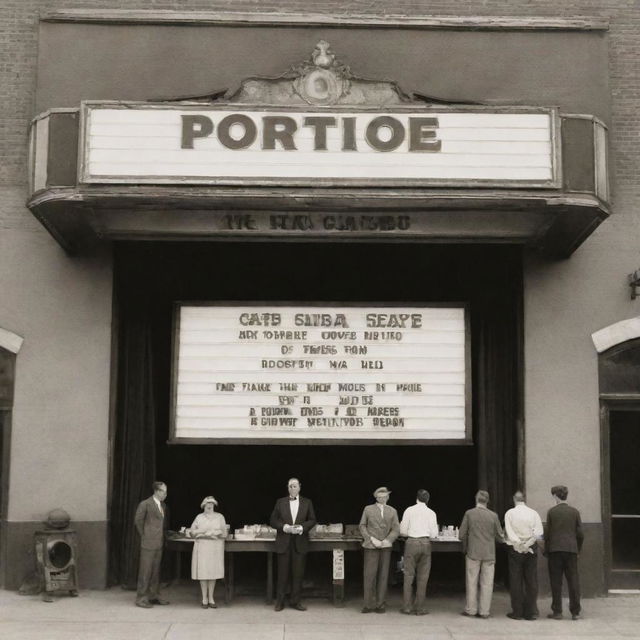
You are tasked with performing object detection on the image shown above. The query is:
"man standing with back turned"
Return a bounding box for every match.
[270,477,317,611]
[504,490,543,620]
[459,489,504,619]
[134,481,170,608]
[545,485,583,620]
[399,489,439,615]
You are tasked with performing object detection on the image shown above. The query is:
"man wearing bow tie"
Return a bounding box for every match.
[270,477,317,611]
[134,481,170,608]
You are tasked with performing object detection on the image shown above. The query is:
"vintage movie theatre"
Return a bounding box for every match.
[1,5,639,597]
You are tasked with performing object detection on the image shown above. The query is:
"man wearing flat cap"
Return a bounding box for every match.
[359,487,400,613]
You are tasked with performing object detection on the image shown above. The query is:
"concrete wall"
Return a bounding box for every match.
[0,183,113,587]
[524,213,640,525]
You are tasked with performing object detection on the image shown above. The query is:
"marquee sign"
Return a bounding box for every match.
[171,304,470,444]
[80,104,558,187]
[27,40,608,257]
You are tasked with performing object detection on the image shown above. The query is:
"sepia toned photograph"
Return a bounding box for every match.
[0,2,639,639]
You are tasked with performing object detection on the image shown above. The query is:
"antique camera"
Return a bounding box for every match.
[35,509,79,602]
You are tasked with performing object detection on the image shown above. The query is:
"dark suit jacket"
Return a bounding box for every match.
[545,503,584,554]
[270,496,317,554]
[134,496,169,551]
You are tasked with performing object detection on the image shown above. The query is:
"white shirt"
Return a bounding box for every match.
[504,503,543,553]
[399,502,439,539]
[289,496,299,523]
[153,496,164,517]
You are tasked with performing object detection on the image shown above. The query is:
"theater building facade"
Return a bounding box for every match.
[1,7,639,596]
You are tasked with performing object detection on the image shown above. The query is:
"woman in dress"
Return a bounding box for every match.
[189,496,226,608]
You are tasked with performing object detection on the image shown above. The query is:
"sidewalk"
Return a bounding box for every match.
[1,584,639,639]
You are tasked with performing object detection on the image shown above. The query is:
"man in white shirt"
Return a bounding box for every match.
[504,490,543,620]
[399,489,439,615]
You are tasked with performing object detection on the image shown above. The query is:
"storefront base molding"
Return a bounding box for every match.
[1,520,107,590]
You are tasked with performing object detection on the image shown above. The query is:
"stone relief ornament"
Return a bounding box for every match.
[292,40,350,105]
[157,41,463,107]
[216,41,418,107]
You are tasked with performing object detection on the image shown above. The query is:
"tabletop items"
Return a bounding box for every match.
[309,523,345,538]
[176,522,457,541]
[437,525,460,541]
[233,525,277,540]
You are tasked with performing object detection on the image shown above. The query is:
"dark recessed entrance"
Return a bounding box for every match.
[610,410,640,571]
[0,347,16,588]
[108,242,522,592]
[599,338,640,590]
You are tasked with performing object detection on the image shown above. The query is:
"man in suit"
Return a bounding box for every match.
[459,490,504,619]
[544,485,584,620]
[359,486,400,614]
[134,481,170,608]
[269,477,317,611]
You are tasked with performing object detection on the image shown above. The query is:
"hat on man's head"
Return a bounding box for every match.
[200,496,218,508]
[373,486,391,497]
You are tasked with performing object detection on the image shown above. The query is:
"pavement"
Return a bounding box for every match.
[1,584,639,639]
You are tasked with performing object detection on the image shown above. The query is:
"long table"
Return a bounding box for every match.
[167,536,462,606]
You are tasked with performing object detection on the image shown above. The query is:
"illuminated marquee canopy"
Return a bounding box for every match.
[171,304,470,444]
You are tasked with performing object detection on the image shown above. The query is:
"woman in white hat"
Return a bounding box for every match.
[188,496,226,608]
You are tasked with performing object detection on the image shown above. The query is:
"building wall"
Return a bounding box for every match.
[1,1,639,592]
[0,186,113,588]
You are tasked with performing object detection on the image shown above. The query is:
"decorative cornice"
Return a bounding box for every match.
[40,10,609,31]
[214,40,415,106]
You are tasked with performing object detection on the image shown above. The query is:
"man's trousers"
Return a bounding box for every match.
[548,551,581,616]
[402,538,432,612]
[464,557,495,617]
[363,548,392,610]
[507,546,538,618]
[276,544,307,605]
[137,547,162,603]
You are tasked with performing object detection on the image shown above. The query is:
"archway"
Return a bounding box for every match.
[593,319,640,590]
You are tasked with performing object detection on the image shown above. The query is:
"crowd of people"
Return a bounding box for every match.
[133,479,584,621]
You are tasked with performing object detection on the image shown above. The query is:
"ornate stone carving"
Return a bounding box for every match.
[220,41,416,106]
[291,40,350,105]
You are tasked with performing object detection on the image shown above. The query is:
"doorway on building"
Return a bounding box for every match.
[610,409,640,571]
[0,347,16,588]
[599,338,640,590]
[602,404,640,590]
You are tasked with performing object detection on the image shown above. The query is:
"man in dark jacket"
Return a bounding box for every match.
[270,477,317,611]
[544,485,584,620]
[134,481,169,608]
